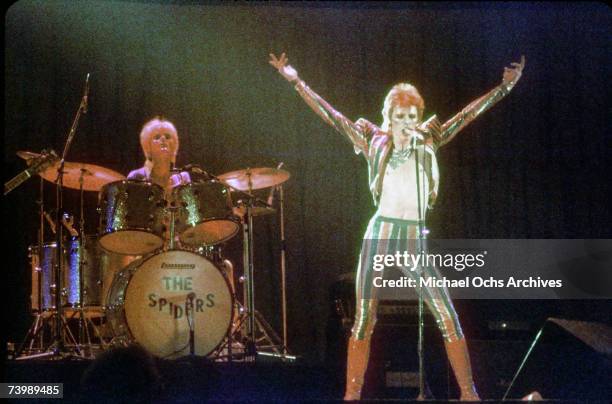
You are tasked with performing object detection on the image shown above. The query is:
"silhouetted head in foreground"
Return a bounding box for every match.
[80,344,161,403]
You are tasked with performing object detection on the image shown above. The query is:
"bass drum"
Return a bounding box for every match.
[106,250,234,358]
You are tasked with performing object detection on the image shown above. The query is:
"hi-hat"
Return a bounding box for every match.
[17,151,125,191]
[219,167,290,191]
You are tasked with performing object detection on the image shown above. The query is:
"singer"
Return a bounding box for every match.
[270,52,524,400]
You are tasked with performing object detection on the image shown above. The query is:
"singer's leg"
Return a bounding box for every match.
[418,259,479,400]
[345,215,391,401]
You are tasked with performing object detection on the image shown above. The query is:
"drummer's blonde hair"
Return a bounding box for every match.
[139,116,179,165]
[381,83,425,132]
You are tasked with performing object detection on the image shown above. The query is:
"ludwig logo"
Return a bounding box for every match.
[161,262,195,269]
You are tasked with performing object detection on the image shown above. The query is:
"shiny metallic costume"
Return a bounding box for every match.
[354,215,463,341]
[293,78,514,342]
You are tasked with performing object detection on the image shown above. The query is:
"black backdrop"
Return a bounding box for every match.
[4,2,611,363]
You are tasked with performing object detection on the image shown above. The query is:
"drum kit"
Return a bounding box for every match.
[8,149,294,361]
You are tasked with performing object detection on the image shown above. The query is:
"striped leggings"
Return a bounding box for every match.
[352,215,464,342]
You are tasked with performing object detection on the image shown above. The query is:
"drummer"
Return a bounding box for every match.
[127,116,191,195]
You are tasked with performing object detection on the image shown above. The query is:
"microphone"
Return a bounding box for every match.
[402,128,424,150]
[82,73,90,114]
[410,132,424,151]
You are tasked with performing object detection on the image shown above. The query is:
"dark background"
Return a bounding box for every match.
[4,1,611,364]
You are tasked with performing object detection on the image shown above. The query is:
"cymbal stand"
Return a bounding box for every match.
[243,176,257,360]
[206,170,290,361]
[278,184,288,355]
[236,188,292,361]
[46,73,89,358]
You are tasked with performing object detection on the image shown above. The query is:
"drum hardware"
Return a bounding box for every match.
[71,170,108,355]
[4,150,58,196]
[15,74,92,360]
[17,176,52,355]
[16,186,85,358]
[218,165,293,361]
[168,203,178,250]
[277,181,289,355]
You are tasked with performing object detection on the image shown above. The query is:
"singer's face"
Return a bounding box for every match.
[390,105,420,147]
[147,122,178,162]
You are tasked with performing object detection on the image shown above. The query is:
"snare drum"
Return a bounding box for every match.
[173,180,239,246]
[106,249,234,358]
[98,180,166,255]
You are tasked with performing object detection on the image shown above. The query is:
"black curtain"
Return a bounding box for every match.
[4,2,610,362]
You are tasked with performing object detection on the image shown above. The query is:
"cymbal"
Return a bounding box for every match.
[17,150,125,191]
[219,167,290,191]
[43,162,125,191]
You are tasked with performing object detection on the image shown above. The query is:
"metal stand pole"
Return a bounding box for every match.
[412,135,427,400]
[279,185,288,355]
[48,73,89,357]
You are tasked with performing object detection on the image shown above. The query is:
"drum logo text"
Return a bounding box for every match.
[148,293,215,319]
[161,262,196,269]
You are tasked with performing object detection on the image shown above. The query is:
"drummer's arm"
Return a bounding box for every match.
[270,53,369,155]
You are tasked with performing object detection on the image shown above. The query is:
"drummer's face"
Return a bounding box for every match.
[148,122,177,162]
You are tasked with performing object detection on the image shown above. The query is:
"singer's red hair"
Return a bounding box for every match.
[381,83,425,131]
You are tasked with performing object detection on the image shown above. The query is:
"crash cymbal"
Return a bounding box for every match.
[219,167,290,191]
[39,162,125,192]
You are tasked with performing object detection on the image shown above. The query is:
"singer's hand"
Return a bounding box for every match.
[502,55,525,91]
[269,52,299,83]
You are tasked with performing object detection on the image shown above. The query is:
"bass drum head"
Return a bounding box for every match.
[109,250,233,358]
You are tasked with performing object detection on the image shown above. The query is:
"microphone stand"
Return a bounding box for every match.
[187,293,195,357]
[411,132,427,400]
[47,74,89,357]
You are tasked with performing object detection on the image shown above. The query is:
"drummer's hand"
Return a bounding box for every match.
[269,52,299,83]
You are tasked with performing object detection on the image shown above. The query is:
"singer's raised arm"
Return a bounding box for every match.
[437,56,525,147]
[269,53,372,155]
